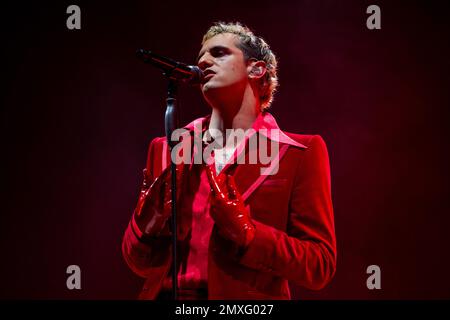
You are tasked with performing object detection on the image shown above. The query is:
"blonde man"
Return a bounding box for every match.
[123,22,337,300]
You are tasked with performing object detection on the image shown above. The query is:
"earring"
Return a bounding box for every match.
[251,67,261,76]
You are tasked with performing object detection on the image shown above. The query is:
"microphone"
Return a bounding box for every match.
[136,49,204,85]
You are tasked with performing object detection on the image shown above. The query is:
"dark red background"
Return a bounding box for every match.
[1,0,449,299]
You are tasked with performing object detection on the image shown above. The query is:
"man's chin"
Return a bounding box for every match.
[202,85,227,106]
[201,83,223,98]
[201,81,217,92]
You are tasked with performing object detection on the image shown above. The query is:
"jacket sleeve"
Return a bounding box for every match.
[238,135,337,290]
[121,137,172,278]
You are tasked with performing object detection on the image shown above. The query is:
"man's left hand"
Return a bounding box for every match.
[206,165,256,248]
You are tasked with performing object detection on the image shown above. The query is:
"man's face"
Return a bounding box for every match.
[197,33,249,98]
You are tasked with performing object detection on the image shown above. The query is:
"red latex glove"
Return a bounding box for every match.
[206,165,256,248]
[133,166,180,238]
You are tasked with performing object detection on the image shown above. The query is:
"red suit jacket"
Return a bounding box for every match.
[122,112,337,299]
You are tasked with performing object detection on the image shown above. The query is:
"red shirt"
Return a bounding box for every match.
[177,166,214,290]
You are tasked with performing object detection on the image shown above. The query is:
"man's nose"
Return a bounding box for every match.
[198,54,213,70]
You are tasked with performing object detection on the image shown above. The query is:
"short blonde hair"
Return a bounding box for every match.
[202,22,278,111]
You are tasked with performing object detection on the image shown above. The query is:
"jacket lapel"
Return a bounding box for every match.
[228,143,290,202]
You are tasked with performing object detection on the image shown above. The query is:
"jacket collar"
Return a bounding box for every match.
[182,111,307,149]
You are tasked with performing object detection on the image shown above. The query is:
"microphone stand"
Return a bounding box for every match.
[164,79,179,300]
[137,48,201,300]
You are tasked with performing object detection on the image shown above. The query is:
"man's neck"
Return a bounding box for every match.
[209,85,260,126]
[207,96,260,149]
[209,107,258,131]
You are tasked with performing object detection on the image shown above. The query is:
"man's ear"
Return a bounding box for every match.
[247,60,267,79]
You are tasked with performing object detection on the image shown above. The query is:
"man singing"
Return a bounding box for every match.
[122,22,337,300]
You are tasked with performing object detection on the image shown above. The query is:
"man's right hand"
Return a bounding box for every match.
[133,166,180,238]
